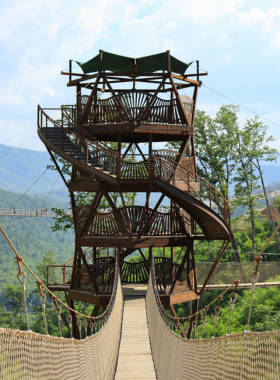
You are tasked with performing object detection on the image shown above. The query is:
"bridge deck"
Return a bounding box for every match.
[115,289,156,380]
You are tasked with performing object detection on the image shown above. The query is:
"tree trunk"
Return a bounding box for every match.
[251,216,255,258]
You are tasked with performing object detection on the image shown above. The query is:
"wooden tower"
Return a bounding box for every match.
[38,50,231,338]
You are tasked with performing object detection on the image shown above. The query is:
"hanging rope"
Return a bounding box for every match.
[212,296,222,338]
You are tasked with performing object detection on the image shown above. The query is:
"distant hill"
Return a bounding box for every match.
[0,143,68,202]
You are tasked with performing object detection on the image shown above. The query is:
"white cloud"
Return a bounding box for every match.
[0,0,280,153]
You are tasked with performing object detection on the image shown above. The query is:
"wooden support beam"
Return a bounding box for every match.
[138,78,167,123]
[80,75,101,124]
[104,77,132,122]
[169,74,189,127]
[136,187,151,241]
[175,246,185,265]
[122,142,133,158]
[170,305,186,338]
[79,191,102,237]
[47,148,69,188]
[135,142,147,162]
[172,73,201,86]
[69,298,80,339]
[198,240,229,295]
[138,248,149,269]
[170,245,192,295]
[77,246,100,295]
[177,136,191,165]
[140,194,165,236]
[101,190,130,236]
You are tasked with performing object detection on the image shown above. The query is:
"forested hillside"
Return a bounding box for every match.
[0,189,74,305]
[0,143,68,202]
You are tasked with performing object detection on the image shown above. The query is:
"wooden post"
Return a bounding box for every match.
[61,108,64,150]
[116,245,121,268]
[167,50,171,73]
[69,60,72,82]
[118,133,121,155]
[149,133,152,158]
[149,246,153,269]
[99,50,103,72]
[93,247,96,264]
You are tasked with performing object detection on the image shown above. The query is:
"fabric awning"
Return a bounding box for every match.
[76,51,192,75]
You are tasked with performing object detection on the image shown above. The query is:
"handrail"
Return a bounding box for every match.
[153,156,231,229]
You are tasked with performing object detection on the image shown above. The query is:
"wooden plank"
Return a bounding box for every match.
[115,295,156,379]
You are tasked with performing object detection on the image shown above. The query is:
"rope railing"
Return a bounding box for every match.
[146,267,280,379]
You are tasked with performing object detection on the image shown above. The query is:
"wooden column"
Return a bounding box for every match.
[93,247,96,264]
[148,133,153,158]
[118,133,121,155]
[149,246,153,269]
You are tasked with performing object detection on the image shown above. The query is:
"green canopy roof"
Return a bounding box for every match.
[76,51,192,75]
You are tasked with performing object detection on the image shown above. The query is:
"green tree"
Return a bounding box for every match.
[233,120,269,255]
[241,117,280,251]
[4,284,27,329]
[167,105,242,264]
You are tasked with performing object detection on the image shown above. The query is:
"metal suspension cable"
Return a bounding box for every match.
[0,168,48,222]
[193,242,280,256]
[201,84,280,128]
[0,81,92,167]
[19,174,60,250]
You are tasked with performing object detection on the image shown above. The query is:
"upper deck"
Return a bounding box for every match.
[62,50,208,143]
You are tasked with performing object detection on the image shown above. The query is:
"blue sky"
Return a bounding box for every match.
[1,0,280,154]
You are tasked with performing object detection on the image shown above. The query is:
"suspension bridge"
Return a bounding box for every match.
[1,50,280,379]
[0,208,71,217]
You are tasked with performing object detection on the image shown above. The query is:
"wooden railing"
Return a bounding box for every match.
[38,106,119,177]
[73,206,187,237]
[48,259,115,294]
[153,156,231,228]
[121,261,149,284]
[47,265,72,286]
[78,92,191,126]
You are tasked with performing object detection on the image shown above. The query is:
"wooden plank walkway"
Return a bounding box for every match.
[115,290,156,380]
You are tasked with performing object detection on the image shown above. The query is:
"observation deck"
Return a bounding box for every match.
[37,50,231,321]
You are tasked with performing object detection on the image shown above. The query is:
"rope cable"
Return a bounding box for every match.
[201,84,280,128]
